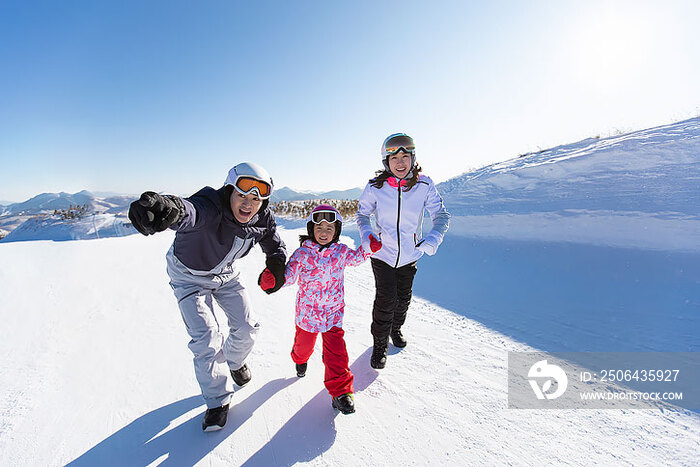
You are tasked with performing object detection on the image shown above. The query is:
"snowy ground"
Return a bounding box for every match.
[0,229,698,466]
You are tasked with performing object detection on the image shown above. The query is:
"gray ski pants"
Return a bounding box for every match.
[167,253,260,408]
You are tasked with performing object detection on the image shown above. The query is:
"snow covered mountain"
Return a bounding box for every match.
[2,190,126,215]
[270,186,363,202]
[437,117,700,251]
[0,191,135,243]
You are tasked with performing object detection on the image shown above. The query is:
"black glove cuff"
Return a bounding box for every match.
[164,195,186,227]
[266,256,285,277]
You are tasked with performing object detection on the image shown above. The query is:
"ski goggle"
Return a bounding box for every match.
[310,210,342,224]
[233,176,272,199]
[233,177,272,199]
[383,135,416,156]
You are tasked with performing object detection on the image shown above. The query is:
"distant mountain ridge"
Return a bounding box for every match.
[270,186,363,202]
[0,185,364,242]
[2,185,362,216]
[3,190,118,215]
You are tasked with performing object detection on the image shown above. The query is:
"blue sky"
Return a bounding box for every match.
[1,0,699,202]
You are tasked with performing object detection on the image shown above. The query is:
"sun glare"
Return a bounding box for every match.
[569,5,653,91]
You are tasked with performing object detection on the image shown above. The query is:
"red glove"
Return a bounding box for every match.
[369,234,382,253]
[259,269,276,291]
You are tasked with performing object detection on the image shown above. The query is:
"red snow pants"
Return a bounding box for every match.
[291,325,354,397]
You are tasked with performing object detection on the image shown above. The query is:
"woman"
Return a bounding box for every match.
[356,133,450,369]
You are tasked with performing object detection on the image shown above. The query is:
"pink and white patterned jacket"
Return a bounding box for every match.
[284,240,371,333]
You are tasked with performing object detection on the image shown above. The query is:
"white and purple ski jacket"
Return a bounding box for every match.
[356,174,450,268]
[284,240,371,333]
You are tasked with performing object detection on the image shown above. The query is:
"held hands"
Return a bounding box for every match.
[128,192,184,236]
[258,256,285,294]
[259,269,276,291]
[368,234,382,253]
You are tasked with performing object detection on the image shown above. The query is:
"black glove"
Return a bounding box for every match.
[258,256,286,294]
[128,191,185,236]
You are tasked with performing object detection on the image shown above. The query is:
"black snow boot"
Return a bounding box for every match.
[231,363,251,387]
[202,403,229,432]
[390,328,407,348]
[332,393,355,414]
[296,362,307,377]
[370,337,388,369]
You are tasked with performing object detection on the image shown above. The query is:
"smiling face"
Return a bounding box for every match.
[313,221,336,246]
[387,150,413,179]
[230,191,263,224]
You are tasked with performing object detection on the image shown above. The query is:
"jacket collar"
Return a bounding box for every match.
[302,239,338,253]
[387,177,408,188]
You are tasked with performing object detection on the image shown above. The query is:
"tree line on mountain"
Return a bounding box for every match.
[270,199,358,219]
[53,204,90,220]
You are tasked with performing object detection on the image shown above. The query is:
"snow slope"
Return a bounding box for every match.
[438,117,700,251]
[0,213,135,243]
[0,230,698,466]
[415,118,700,356]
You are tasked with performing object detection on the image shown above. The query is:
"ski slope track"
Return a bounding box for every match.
[0,230,698,466]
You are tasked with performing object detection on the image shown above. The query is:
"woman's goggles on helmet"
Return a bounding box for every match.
[311,210,340,224]
[234,176,272,199]
[383,135,416,156]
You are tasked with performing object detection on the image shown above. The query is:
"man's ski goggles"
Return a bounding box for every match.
[311,210,342,224]
[383,135,416,156]
[233,176,272,199]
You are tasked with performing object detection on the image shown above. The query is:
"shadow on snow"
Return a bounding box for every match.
[413,235,699,353]
[241,347,378,466]
[67,349,378,466]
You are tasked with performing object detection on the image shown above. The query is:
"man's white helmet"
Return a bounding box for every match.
[224,162,274,199]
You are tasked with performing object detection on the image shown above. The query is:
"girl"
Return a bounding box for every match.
[356,133,450,369]
[260,204,381,414]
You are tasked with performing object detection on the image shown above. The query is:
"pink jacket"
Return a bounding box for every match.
[284,240,371,333]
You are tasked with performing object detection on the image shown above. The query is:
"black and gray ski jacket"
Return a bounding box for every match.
[168,186,286,276]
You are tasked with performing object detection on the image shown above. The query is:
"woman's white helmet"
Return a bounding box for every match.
[381,133,416,173]
[224,162,274,199]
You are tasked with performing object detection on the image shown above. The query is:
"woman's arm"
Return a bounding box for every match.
[356,184,377,251]
[418,178,450,255]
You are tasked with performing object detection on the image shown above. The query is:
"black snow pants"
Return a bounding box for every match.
[370,258,418,340]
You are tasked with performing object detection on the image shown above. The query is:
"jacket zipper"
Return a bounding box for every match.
[394,186,402,268]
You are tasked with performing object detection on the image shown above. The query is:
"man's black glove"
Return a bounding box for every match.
[258,256,286,294]
[128,191,185,236]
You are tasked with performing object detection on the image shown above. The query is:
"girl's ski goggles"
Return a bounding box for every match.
[233,176,272,199]
[383,135,416,156]
[311,210,342,224]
